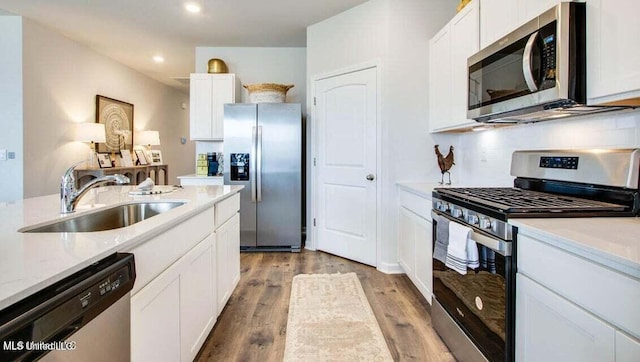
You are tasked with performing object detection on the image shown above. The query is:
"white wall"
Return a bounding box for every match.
[0,15,23,203]
[307,0,454,271]
[449,110,640,186]
[20,18,191,198]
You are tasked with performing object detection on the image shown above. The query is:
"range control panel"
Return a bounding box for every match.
[539,156,579,170]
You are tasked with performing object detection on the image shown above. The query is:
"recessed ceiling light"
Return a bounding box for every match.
[153,55,165,63]
[185,3,201,13]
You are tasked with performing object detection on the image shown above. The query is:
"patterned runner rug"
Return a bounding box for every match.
[283,272,393,361]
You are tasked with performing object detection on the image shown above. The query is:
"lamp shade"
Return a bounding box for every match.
[136,130,160,146]
[75,123,106,143]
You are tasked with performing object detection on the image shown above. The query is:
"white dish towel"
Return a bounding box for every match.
[445,222,480,275]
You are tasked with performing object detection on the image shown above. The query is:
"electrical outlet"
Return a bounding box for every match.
[0,149,6,161]
[8,152,15,159]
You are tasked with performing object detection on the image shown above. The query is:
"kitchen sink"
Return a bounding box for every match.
[20,202,185,233]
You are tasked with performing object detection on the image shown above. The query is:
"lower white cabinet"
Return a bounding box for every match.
[397,187,433,303]
[516,273,615,362]
[132,235,216,362]
[180,235,216,362]
[216,212,240,315]
[130,194,241,361]
[516,232,640,361]
[131,255,183,362]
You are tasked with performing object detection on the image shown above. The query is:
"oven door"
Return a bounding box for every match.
[431,211,515,362]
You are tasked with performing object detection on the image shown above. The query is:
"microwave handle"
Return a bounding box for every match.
[522,31,539,92]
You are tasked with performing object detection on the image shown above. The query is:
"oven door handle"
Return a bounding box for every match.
[432,210,512,256]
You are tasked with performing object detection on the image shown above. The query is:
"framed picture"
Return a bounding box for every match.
[96,95,134,153]
[135,149,148,165]
[97,153,112,168]
[147,150,163,165]
[120,150,134,167]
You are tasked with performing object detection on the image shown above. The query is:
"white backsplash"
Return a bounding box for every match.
[450,109,640,186]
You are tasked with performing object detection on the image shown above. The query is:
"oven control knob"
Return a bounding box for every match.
[436,201,449,212]
[451,208,463,218]
[467,214,479,225]
[479,217,492,229]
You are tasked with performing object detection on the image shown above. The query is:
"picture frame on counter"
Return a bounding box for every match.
[147,150,163,165]
[97,153,112,168]
[120,150,134,167]
[135,149,148,165]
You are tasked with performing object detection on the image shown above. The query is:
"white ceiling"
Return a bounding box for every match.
[0,0,368,92]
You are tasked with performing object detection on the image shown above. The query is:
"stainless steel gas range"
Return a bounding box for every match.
[431,149,640,362]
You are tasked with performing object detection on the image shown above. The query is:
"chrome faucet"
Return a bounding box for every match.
[60,161,130,214]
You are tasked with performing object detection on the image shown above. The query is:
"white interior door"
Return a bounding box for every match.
[314,67,377,266]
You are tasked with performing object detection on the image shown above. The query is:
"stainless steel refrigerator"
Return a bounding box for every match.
[223,103,302,251]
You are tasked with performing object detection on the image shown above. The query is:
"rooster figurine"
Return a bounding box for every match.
[435,145,455,185]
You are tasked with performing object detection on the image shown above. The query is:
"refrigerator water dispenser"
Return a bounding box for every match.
[230,153,250,181]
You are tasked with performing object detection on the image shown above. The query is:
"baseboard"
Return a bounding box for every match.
[377,261,404,274]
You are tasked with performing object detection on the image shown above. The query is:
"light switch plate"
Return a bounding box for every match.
[0,149,6,161]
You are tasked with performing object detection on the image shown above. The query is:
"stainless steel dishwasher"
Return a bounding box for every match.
[0,253,136,361]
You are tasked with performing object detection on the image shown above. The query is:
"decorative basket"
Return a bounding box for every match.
[243,83,294,103]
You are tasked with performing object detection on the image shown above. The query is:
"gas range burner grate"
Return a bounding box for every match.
[436,187,627,213]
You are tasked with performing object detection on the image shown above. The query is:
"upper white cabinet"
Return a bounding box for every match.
[586,0,640,105]
[480,0,519,49]
[190,73,236,140]
[480,0,571,49]
[429,0,479,132]
[517,0,566,25]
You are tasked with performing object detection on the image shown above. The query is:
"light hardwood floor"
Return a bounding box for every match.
[196,250,455,361]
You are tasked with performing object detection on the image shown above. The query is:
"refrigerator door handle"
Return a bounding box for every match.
[257,125,263,202]
[251,126,257,202]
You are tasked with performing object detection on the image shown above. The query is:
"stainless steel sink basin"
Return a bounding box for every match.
[21,202,185,233]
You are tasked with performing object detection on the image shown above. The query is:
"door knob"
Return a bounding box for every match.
[366,174,375,181]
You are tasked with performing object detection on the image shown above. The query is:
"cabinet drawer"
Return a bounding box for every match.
[518,234,640,339]
[398,189,432,221]
[215,193,240,228]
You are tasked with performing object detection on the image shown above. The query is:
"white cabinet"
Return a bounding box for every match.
[216,213,240,315]
[214,194,241,316]
[131,258,182,362]
[480,0,570,50]
[190,73,235,140]
[517,0,564,25]
[180,235,216,362]
[480,0,519,48]
[587,0,640,105]
[397,188,433,303]
[131,235,216,362]
[429,0,479,132]
[516,232,640,361]
[130,194,241,361]
[516,274,615,362]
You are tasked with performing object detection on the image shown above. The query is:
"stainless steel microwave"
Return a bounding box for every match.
[466,2,615,123]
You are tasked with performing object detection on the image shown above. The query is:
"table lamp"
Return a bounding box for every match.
[136,130,160,151]
[76,123,106,168]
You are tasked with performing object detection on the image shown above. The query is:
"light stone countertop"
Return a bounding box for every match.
[0,185,243,310]
[177,174,223,179]
[511,217,640,279]
[397,182,440,200]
